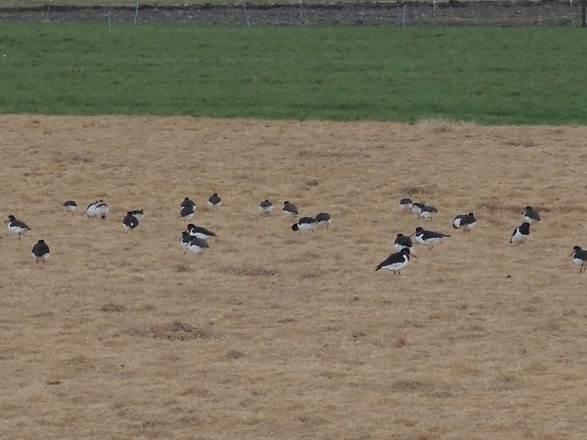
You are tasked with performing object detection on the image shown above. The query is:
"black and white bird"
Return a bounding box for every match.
[414,227,450,249]
[314,212,331,228]
[187,223,217,241]
[6,215,31,240]
[411,202,426,216]
[208,193,222,209]
[399,198,413,211]
[375,248,413,275]
[292,216,317,232]
[63,200,77,215]
[180,231,192,252]
[393,233,413,252]
[123,211,139,231]
[453,212,477,231]
[570,246,587,273]
[187,235,209,256]
[522,206,541,224]
[86,200,100,218]
[419,205,438,221]
[181,197,196,209]
[87,200,109,220]
[94,201,110,220]
[510,222,531,244]
[32,239,51,263]
[129,209,144,222]
[258,199,274,216]
[180,204,195,220]
[283,201,299,217]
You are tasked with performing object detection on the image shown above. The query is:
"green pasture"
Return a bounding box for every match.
[0,25,585,124]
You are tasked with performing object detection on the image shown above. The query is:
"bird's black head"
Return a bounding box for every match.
[126,211,132,215]
[401,248,411,255]
[38,239,45,244]
[212,193,218,197]
[284,201,290,205]
[415,227,423,234]
[291,223,299,231]
[186,223,196,230]
[573,245,583,252]
[525,206,533,211]
[182,231,190,238]
[396,233,404,238]
[519,222,531,234]
[468,212,475,217]
[8,215,15,221]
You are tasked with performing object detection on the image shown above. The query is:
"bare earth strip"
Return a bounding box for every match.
[0,1,580,26]
[1,115,587,439]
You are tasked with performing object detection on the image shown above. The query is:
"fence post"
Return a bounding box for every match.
[134,1,140,25]
[582,0,586,27]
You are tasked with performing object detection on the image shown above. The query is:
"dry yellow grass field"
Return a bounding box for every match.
[1,115,587,439]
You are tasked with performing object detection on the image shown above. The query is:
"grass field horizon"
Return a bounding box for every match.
[2,114,587,439]
[1,25,586,124]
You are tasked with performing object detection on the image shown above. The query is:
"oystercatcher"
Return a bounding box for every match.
[6,215,31,240]
[419,205,438,221]
[187,224,217,241]
[414,227,450,249]
[523,206,541,224]
[259,199,274,216]
[32,239,51,264]
[63,200,77,215]
[208,193,222,209]
[180,204,195,220]
[283,201,299,216]
[453,213,477,231]
[123,212,139,231]
[510,222,531,244]
[399,198,413,211]
[314,212,331,229]
[570,246,587,273]
[411,202,426,216]
[375,248,413,275]
[292,216,317,232]
[393,233,413,252]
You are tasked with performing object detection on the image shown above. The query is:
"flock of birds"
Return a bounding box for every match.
[374,198,587,275]
[4,193,332,263]
[4,194,586,274]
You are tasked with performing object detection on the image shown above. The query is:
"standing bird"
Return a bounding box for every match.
[63,200,77,215]
[32,239,51,264]
[375,248,413,275]
[122,211,139,231]
[393,233,413,252]
[208,193,222,209]
[258,199,274,216]
[510,222,531,244]
[180,204,195,220]
[453,212,477,231]
[419,205,438,221]
[314,212,331,229]
[399,198,413,212]
[283,201,299,217]
[292,216,317,232]
[6,215,31,240]
[414,226,450,250]
[570,246,587,273]
[180,197,196,209]
[523,206,541,224]
[187,224,217,241]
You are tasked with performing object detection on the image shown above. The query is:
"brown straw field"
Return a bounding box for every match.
[1,115,587,439]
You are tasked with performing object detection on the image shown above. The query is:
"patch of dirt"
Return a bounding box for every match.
[129,320,210,341]
[0,1,581,27]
